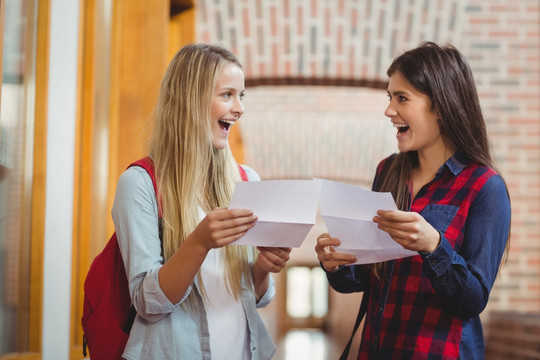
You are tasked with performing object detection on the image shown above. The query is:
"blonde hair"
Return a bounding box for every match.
[149,44,256,300]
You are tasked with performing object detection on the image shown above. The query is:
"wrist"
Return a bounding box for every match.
[253,258,268,279]
[185,233,211,255]
[424,231,442,253]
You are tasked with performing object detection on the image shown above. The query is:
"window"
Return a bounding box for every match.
[286,266,328,329]
[0,0,38,354]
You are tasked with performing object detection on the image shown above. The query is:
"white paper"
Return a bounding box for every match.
[316,178,416,264]
[228,178,417,264]
[228,180,321,247]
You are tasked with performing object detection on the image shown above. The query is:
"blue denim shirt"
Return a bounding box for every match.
[326,153,511,359]
[113,165,276,359]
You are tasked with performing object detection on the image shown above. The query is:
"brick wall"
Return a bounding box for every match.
[198,0,465,81]
[194,0,540,353]
[459,0,540,315]
[484,311,540,359]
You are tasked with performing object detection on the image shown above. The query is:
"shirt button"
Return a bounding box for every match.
[378,306,383,313]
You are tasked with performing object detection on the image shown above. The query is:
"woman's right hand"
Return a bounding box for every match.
[315,233,357,272]
[191,207,257,251]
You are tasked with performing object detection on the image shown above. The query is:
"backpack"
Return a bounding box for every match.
[81,156,159,359]
[81,158,249,359]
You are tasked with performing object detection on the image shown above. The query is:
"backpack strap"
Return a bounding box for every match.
[238,164,249,181]
[130,156,162,217]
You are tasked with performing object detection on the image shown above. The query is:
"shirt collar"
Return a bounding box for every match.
[439,152,468,176]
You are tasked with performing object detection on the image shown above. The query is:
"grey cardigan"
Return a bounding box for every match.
[112,165,276,359]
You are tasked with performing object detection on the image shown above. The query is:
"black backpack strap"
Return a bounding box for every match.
[339,292,368,360]
[123,306,138,333]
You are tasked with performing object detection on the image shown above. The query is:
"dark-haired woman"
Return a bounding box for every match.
[315,42,511,359]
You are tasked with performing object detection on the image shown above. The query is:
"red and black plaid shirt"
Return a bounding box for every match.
[326,153,510,360]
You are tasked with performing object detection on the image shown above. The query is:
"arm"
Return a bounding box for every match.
[113,167,257,321]
[252,247,291,302]
[420,175,510,318]
[325,263,371,294]
[113,167,173,322]
[159,207,257,304]
[375,175,511,317]
[314,233,369,293]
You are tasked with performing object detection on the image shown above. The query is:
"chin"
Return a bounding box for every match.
[212,142,228,150]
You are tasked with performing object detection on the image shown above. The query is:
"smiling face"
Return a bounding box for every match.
[210,63,245,149]
[385,71,448,157]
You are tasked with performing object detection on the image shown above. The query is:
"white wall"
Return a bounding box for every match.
[41,0,79,358]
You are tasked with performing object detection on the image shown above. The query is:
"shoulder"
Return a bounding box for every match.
[118,165,154,190]
[115,166,156,205]
[461,163,504,191]
[239,164,261,181]
[113,165,159,220]
[461,163,509,207]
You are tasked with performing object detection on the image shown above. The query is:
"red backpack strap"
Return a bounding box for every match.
[129,156,162,217]
[238,164,249,181]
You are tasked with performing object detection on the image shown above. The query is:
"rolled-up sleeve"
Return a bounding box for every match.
[255,274,275,308]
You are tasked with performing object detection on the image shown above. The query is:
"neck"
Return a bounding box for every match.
[416,141,455,176]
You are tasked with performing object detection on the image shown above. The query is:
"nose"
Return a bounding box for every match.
[384,102,396,118]
[232,96,245,117]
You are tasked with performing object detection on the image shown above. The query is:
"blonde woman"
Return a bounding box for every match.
[112,44,291,359]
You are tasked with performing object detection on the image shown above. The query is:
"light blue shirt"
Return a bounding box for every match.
[112,165,276,359]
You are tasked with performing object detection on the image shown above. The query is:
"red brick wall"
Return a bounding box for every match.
[459,0,540,315]
[484,311,540,359]
[194,0,540,353]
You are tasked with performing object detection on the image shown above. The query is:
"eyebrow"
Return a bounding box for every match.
[219,86,245,92]
[387,90,410,96]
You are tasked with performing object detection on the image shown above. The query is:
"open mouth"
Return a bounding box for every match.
[393,123,410,133]
[218,120,234,131]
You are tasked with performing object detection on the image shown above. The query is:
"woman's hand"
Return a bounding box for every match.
[255,246,292,273]
[373,210,441,253]
[191,207,257,251]
[253,247,292,301]
[315,233,357,272]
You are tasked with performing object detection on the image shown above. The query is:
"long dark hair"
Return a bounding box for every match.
[379,42,493,210]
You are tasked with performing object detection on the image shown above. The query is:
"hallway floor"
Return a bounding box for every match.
[273,329,341,360]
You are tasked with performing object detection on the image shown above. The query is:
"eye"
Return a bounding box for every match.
[386,93,392,101]
[240,92,245,101]
[222,92,231,99]
[398,96,407,102]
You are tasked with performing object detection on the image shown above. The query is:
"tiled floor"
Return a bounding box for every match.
[273,329,341,360]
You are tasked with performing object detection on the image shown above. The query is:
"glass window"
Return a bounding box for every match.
[0,0,37,353]
[286,266,329,320]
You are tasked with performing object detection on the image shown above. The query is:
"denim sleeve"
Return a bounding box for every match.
[255,274,275,308]
[420,175,511,318]
[324,264,371,294]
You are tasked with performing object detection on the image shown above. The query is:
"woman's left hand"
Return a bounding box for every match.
[255,247,292,273]
[373,210,441,253]
[252,247,292,301]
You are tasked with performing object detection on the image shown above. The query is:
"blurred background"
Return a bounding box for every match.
[0,0,538,359]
